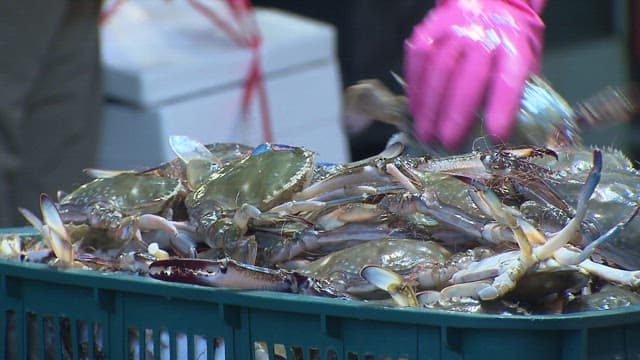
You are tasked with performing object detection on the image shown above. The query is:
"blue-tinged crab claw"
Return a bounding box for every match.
[149,258,294,292]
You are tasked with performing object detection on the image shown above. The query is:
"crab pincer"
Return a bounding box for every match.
[149,258,296,292]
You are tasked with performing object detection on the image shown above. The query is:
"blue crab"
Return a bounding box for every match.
[148,238,450,303]
[149,79,640,307]
[183,143,317,263]
[20,175,185,268]
[364,149,640,306]
[17,135,248,266]
[146,144,640,311]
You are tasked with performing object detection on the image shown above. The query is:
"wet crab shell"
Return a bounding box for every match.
[297,238,452,297]
[60,173,186,216]
[186,144,316,212]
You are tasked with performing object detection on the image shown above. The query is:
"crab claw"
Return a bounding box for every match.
[18,207,44,231]
[149,258,293,292]
[169,135,221,190]
[19,198,74,266]
[360,265,419,307]
[36,194,74,266]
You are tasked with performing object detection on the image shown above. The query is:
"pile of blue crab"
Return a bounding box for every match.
[4,76,640,315]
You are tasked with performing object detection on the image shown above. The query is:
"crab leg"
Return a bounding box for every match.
[554,206,640,265]
[570,254,640,287]
[294,165,393,201]
[545,206,640,287]
[268,200,327,214]
[386,163,527,246]
[386,163,420,194]
[533,149,602,260]
[263,223,406,265]
[452,150,603,300]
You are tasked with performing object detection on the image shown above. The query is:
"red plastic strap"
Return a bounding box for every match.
[100,0,125,25]
[187,0,273,143]
[100,0,273,143]
[186,0,250,47]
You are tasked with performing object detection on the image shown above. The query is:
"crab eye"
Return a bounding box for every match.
[219,264,227,274]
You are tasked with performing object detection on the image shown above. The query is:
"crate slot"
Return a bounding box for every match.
[172,332,183,359]
[68,318,79,360]
[128,327,140,359]
[23,315,103,360]
[76,320,91,359]
[308,347,319,360]
[93,322,105,359]
[191,334,207,360]
[26,312,41,359]
[213,337,225,360]
[5,310,16,360]
[255,341,269,359]
[59,317,72,359]
[42,315,58,359]
[253,341,344,359]
[127,328,217,359]
[144,328,153,360]
[276,343,289,359]
[325,349,338,360]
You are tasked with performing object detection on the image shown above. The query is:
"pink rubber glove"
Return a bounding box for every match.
[404,0,546,150]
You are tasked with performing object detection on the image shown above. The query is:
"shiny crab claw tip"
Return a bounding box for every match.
[360,265,419,307]
[149,258,223,287]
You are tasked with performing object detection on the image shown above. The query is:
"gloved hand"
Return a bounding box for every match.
[404,0,546,150]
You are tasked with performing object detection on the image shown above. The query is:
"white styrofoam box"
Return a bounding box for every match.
[98,2,349,168]
[99,60,345,168]
[101,1,337,106]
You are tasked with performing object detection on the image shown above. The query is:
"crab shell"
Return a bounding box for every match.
[186,144,316,215]
[297,238,451,297]
[59,173,186,221]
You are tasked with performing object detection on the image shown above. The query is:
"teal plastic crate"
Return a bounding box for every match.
[3,228,640,359]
